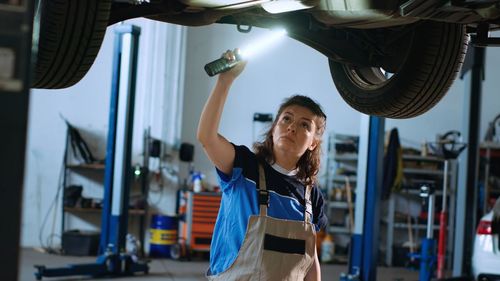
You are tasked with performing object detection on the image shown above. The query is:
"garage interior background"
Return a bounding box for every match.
[21,18,500,250]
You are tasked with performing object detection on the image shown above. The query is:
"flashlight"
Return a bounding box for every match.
[204,28,287,76]
[204,49,243,77]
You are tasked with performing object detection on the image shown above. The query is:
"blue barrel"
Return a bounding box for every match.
[149,214,178,258]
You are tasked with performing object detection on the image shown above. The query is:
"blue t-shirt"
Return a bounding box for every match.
[208,144,327,275]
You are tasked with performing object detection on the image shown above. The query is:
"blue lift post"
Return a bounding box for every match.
[100,23,140,258]
[343,115,385,281]
[34,24,149,280]
[453,44,485,277]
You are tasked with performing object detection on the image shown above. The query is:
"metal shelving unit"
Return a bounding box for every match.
[323,133,358,262]
[61,131,106,235]
[60,126,149,257]
[325,132,457,267]
[383,156,457,267]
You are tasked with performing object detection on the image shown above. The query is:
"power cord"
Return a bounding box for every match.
[38,155,64,254]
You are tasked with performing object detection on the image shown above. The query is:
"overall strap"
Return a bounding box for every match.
[258,164,269,216]
[304,184,313,224]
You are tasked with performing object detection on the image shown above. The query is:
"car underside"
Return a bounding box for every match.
[31,0,500,117]
[109,0,500,26]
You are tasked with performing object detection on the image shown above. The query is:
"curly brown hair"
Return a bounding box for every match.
[253,95,327,186]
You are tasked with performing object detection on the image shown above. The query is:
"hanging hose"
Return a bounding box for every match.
[437,209,447,278]
[436,159,449,279]
[345,176,354,233]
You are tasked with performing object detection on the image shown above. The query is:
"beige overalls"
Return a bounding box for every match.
[207,164,317,281]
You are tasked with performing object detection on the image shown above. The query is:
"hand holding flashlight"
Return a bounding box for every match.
[203,28,287,77]
[204,48,245,77]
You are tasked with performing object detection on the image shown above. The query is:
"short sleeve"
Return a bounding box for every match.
[312,186,328,231]
[215,144,256,193]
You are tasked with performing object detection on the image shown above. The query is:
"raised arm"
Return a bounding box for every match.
[197,50,246,175]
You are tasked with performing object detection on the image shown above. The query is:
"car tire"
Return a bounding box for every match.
[32,0,111,89]
[329,21,469,118]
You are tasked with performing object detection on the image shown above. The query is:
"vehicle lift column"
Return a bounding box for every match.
[0,1,34,281]
[453,40,485,277]
[34,24,149,279]
[98,23,148,273]
[343,115,385,281]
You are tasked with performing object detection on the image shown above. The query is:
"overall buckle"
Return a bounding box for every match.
[258,189,269,206]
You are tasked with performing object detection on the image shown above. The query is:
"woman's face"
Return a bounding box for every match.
[272,105,319,158]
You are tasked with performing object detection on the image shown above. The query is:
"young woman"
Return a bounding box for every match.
[197,50,327,281]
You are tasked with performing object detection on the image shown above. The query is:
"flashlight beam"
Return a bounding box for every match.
[239,28,287,59]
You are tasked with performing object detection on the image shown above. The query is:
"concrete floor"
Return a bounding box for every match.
[20,248,419,281]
